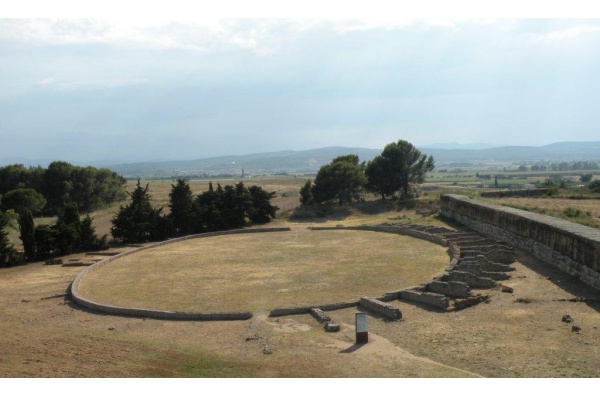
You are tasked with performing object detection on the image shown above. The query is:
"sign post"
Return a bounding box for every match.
[355,312,368,344]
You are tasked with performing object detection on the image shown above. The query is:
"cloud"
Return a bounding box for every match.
[546,25,600,39]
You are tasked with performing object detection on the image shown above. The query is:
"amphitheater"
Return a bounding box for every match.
[3,194,600,377]
[71,194,600,324]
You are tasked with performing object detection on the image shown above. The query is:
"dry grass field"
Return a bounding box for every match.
[78,229,449,312]
[479,196,600,229]
[2,181,600,378]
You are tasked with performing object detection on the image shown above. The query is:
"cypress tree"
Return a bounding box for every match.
[18,209,36,261]
[168,179,195,235]
[248,185,278,224]
[299,180,314,206]
[111,180,164,243]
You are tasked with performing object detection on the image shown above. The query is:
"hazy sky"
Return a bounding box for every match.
[1,17,600,162]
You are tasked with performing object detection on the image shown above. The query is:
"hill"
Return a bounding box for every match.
[4,142,600,178]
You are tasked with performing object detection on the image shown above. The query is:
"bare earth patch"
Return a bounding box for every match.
[77,228,449,312]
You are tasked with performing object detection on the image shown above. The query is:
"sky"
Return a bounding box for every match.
[1,3,600,163]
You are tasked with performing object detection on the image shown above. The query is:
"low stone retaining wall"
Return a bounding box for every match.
[309,225,448,247]
[70,227,291,321]
[359,297,402,320]
[269,301,359,317]
[442,271,496,289]
[441,194,600,290]
[427,280,471,298]
[309,224,516,312]
[400,289,450,310]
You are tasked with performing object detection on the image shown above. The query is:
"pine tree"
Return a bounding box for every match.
[111,180,164,243]
[168,179,195,235]
[365,140,434,199]
[220,184,249,228]
[312,155,367,205]
[248,185,278,224]
[80,215,108,251]
[195,187,223,231]
[299,180,314,206]
[53,203,82,255]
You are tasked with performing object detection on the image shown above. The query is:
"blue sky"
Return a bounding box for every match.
[1,15,600,162]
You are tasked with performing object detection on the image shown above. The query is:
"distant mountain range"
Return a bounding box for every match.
[3,142,600,178]
[419,142,500,150]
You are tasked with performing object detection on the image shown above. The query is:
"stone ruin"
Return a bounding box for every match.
[383,224,516,312]
[305,224,516,314]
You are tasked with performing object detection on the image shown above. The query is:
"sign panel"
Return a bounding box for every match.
[355,312,369,344]
[356,313,368,333]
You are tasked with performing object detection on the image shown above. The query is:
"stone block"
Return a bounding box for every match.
[427,280,471,298]
[359,297,402,320]
[400,289,449,310]
[310,308,331,323]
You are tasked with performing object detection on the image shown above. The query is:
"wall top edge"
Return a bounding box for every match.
[441,194,600,242]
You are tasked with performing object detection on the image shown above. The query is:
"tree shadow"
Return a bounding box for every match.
[288,205,353,223]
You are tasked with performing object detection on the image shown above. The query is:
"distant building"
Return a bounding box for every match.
[522,184,536,190]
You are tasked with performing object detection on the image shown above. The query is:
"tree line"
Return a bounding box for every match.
[520,161,600,172]
[300,140,435,206]
[1,177,279,267]
[110,179,279,244]
[0,161,126,267]
[0,161,127,215]
[0,202,107,267]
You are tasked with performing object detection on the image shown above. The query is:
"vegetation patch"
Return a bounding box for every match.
[499,203,599,229]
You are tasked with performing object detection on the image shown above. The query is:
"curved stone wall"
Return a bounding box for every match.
[441,194,600,290]
[70,227,291,321]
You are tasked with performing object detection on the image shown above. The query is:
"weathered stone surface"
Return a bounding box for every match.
[427,280,471,298]
[310,308,331,323]
[400,289,449,310]
[377,290,402,302]
[359,297,402,320]
[441,194,600,290]
[456,263,511,281]
[442,271,497,289]
[453,295,489,310]
[324,322,341,332]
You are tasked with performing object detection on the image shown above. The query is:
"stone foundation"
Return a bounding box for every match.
[441,194,600,290]
[359,297,402,320]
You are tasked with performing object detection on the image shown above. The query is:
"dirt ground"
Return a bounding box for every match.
[2,223,600,377]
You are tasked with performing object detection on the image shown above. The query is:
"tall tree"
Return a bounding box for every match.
[111,180,162,243]
[18,209,36,261]
[0,188,46,214]
[53,203,82,255]
[169,179,195,235]
[248,185,278,224]
[195,186,223,232]
[219,183,252,228]
[365,156,396,199]
[365,140,434,199]
[312,155,367,205]
[299,180,314,206]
